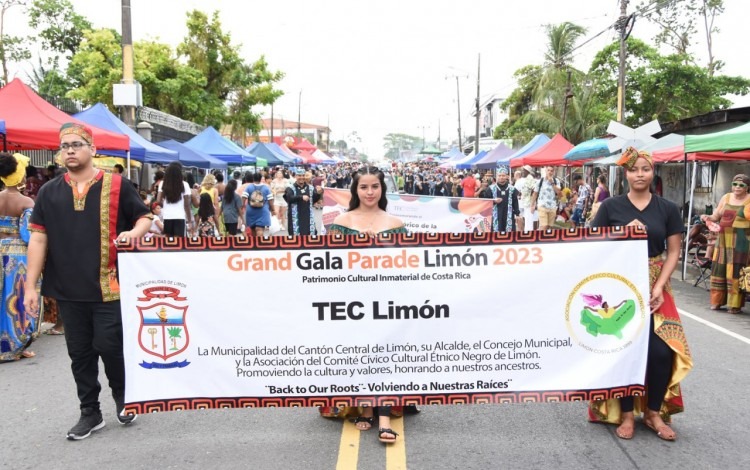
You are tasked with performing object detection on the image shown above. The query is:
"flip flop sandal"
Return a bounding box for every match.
[615,424,634,440]
[351,416,373,431]
[44,328,64,335]
[644,420,676,441]
[378,428,399,443]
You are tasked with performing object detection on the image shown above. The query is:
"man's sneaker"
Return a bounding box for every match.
[67,408,105,440]
[115,397,138,425]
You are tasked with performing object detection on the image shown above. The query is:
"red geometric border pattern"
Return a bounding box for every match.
[123,386,645,414]
[118,226,647,253]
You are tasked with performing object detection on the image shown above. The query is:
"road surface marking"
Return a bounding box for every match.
[336,419,360,470]
[678,308,750,345]
[385,417,407,470]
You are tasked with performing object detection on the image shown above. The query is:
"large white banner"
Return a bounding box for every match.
[119,228,650,413]
[322,189,494,233]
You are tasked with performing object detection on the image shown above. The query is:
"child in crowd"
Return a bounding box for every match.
[148,203,164,237]
[197,192,218,237]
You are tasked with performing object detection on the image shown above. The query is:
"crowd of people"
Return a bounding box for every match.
[0,123,713,447]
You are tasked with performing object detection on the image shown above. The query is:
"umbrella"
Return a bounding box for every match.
[564,138,615,161]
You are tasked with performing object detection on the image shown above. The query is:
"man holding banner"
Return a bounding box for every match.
[23,123,152,440]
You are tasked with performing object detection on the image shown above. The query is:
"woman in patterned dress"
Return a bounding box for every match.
[702,174,750,314]
[588,147,693,441]
[0,153,40,362]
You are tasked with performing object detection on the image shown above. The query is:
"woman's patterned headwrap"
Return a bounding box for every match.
[617,146,653,169]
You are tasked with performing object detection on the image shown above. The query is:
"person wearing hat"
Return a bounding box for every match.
[23,123,152,440]
[480,166,519,232]
[514,165,537,231]
[284,168,323,235]
[0,152,39,362]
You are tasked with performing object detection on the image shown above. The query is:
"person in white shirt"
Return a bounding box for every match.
[156,161,193,237]
[514,165,538,231]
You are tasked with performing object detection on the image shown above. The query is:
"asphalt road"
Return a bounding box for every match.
[3,273,750,470]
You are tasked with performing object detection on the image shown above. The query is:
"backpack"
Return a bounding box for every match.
[248,184,265,208]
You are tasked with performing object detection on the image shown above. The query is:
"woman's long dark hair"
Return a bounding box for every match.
[198,192,215,221]
[162,161,185,204]
[349,166,387,211]
[224,179,237,204]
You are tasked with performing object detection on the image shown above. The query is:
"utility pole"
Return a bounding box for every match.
[616,0,629,123]
[474,54,481,154]
[445,74,464,151]
[560,68,573,137]
[297,89,302,136]
[270,103,274,143]
[121,0,135,127]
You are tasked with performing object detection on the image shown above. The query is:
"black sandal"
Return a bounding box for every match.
[378,428,399,443]
[352,416,373,430]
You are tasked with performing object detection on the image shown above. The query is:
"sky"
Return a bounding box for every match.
[5,0,750,157]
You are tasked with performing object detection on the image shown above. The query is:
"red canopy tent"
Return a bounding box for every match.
[0,79,129,151]
[510,134,578,168]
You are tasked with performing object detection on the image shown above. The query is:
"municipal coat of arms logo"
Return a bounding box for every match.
[137,286,191,369]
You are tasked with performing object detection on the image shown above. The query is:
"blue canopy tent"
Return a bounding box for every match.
[185,127,256,166]
[0,119,5,151]
[73,103,178,163]
[474,143,515,170]
[246,142,295,166]
[496,134,551,165]
[455,150,487,170]
[156,140,227,170]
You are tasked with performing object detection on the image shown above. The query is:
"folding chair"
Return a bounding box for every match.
[691,250,712,289]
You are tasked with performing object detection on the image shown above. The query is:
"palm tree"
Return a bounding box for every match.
[533,22,587,112]
[168,327,182,351]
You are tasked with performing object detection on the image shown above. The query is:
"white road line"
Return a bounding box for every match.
[678,308,750,345]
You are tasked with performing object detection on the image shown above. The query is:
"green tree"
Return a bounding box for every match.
[0,0,31,85]
[27,0,91,59]
[589,38,749,126]
[177,10,283,135]
[533,22,586,108]
[638,0,725,75]
[65,28,122,106]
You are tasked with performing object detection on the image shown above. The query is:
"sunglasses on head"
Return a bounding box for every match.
[732,182,747,188]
